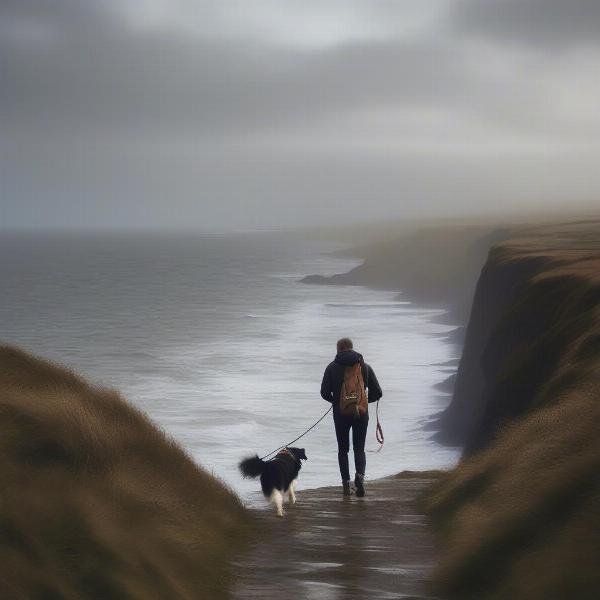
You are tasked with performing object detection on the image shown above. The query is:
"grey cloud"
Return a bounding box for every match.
[1,2,474,141]
[3,0,590,146]
[0,14,478,145]
[451,0,600,47]
[1,0,599,230]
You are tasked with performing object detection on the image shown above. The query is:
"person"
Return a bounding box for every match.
[320,337,382,497]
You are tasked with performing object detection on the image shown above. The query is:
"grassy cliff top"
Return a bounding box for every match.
[423,219,600,599]
[0,345,249,599]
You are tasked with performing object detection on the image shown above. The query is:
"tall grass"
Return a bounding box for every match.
[0,345,250,599]
[424,222,600,599]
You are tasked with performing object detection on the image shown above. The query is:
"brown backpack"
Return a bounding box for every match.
[339,362,368,417]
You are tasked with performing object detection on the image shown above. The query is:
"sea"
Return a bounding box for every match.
[0,230,460,504]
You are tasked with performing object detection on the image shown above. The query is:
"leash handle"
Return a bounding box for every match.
[375,399,384,452]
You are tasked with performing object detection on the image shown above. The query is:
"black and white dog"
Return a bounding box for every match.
[239,447,308,517]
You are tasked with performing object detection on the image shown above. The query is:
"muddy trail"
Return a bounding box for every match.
[232,473,442,600]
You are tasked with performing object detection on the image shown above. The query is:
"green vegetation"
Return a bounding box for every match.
[0,346,250,599]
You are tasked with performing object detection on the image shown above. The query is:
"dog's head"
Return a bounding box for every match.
[287,447,308,462]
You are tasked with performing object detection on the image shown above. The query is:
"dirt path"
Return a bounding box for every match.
[231,473,442,600]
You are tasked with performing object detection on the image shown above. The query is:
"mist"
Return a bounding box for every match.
[2,0,599,230]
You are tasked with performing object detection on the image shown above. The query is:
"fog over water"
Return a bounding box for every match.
[0,232,460,502]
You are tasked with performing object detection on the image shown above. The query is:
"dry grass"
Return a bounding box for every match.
[423,221,600,599]
[0,345,250,599]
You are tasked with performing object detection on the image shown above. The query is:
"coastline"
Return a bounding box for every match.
[0,231,459,498]
[300,223,497,442]
[301,218,600,598]
[425,219,600,598]
[301,222,512,325]
[4,219,598,598]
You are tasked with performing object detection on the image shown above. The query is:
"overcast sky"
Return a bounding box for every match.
[2,0,600,230]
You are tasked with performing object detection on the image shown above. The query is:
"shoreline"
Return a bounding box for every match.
[300,222,512,325]
[300,232,471,446]
[3,220,598,598]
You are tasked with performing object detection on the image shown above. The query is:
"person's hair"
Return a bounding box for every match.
[337,337,353,352]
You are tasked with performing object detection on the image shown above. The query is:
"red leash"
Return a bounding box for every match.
[374,400,384,452]
[366,400,384,453]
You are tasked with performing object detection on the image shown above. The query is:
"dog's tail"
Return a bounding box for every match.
[238,454,265,479]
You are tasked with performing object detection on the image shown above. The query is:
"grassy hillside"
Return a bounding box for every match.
[0,346,249,599]
[423,221,600,599]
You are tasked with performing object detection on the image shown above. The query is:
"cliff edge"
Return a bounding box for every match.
[437,220,600,452]
[425,220,600,598]
[0,346,249,599]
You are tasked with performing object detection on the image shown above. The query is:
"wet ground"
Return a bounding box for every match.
[231,473,442,599]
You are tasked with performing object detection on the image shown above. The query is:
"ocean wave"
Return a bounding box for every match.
[324,301,410,308]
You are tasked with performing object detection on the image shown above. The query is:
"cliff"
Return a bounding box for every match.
[424,220,600,598]
[437,220,600,451]
[0,346,249,599]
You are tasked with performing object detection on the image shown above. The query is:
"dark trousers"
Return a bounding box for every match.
[333,412,369,482]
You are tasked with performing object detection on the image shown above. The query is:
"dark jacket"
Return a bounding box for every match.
[320,350,382,416]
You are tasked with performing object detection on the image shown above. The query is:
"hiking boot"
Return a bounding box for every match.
[342,480,351,496]
[354,473,365,497]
